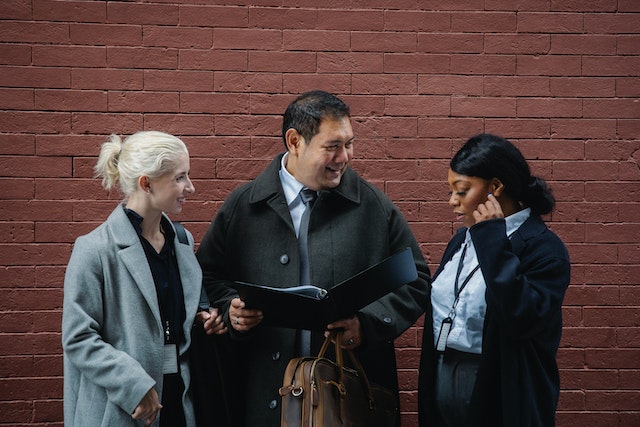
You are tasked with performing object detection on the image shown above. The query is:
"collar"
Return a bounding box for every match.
[123,206,175,241]
[249,153,361,205]
[505,207,531,237]
[279,152,306,207]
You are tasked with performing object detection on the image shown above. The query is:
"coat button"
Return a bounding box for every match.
[269,399,278,409]
[383,317,392,324]
[272,351,280,361]
[279,254,289,265]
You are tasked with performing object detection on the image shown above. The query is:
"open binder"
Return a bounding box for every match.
[230,247,418,330]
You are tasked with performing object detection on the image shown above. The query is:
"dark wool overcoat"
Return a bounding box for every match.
[418,215,570,427]
[197,153,431,427]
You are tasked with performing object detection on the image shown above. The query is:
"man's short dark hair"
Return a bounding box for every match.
[282,90,350,148]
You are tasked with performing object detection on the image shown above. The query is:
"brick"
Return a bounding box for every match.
[107,2,178,25]
[517,55,582,76]
[418,33,483,53]
[583,98,640,119]
[517,12,584,33]
[317,52,384,73]
[144,113,215,136]
[618,328,640,348]
[70,23,141,46]
[33,399,63,423]
[71,68,143,90]
[385,95,450,116]
[34,0,106,22]
[618,35,640,55]
[0,156,71,178]
[214,72,282,93]
[33,45,106,68]
[352,74,417,95]
[560,368,619,389]
[585,139,640,161]
[282,74,352,95]
[550,34,617,55]
[452,96,516,117]
[485,118,551,138]
[180,5,248,27]
[416,0,484,10]
[419,75,483,96]
[285,30,350,51]
[0,44,31,66]
[516,97,581,118]
[0,22,69,44]
[484,76,550,96]
[451,11,516,32]
[249,51,316,72]
[384,53,450,74]
[384,10,451,32]
[317,9,383,31]
[71,112,142,135]
[107,47,178,69]
[143,26,212,49]
[355,117,418,139]
[0,400,32,423]
[484,0,550,11]
[584,12,640,34]
[107,91,177,113]
[550,77,615,97]
[180,92,250,114]
[214,28,281,50]
[485,34,550,54]
[35,89,107,112]
[250,7,314,29]
[214,114,279,137]
[586,390,640,411]
[585,182,639,203]
[451,54,516,75]
[0,0,32,20]
[561,327,617,348]
[551,119,616,139]
[0,66,70,89]
[583,56,640,77]
[418,117,484,138]
[356,31,418,53]
[0,112,71,134]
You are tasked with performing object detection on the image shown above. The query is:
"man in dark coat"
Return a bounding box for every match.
[197,90,430,426]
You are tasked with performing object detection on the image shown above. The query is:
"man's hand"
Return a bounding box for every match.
[229,297,263,331]
[326,315,362,350]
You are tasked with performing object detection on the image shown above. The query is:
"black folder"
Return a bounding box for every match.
[230,247,418,330]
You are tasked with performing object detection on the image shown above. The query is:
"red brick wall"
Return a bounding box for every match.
[1,1,639,426]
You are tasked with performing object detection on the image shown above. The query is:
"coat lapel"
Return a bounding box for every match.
[108,206,163,329]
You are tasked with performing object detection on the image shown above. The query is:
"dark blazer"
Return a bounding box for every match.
[197,153,430,426]
[418,215,570,427]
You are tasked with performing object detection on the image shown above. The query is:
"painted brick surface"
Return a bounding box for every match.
[0,1,638,426]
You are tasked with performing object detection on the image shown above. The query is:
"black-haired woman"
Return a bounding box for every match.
[418,133,571,427]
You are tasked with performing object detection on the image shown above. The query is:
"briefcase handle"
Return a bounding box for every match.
[318,330,377,409]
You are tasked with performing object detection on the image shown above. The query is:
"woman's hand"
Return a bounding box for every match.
[229,297,263,331]
[131,387,162,427]
[197,308,228,335]
[473,193,504,224]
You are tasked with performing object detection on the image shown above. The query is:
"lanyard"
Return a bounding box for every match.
[436,242,480,352]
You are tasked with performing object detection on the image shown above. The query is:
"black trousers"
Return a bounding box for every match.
[160,372,186,427]
[435,348,481,427]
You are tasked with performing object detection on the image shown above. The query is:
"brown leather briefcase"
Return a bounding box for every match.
[279,331,398,427]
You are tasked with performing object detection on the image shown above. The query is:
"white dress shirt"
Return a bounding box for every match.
[432,208,531,354]
[279,153,316,237]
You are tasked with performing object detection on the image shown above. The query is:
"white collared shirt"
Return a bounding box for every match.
[431,208,531,353]
[279,153,315,237]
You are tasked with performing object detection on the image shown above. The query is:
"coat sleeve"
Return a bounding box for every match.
[470,218,571,339]
[356,203,431,346]
[62,235,155,415]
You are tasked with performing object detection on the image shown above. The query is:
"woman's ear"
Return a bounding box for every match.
[490,178,505,197]
[139,175,151,193]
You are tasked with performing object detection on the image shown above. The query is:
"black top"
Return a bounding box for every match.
[124,207,185,345]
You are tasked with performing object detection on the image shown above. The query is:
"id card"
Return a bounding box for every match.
[435,317,452,352]
[163,344,178,374]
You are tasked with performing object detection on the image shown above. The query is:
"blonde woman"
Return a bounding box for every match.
[62,131,226,426]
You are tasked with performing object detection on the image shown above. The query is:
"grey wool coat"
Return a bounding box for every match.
[62,205,202,427]
[196,153,431,427]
